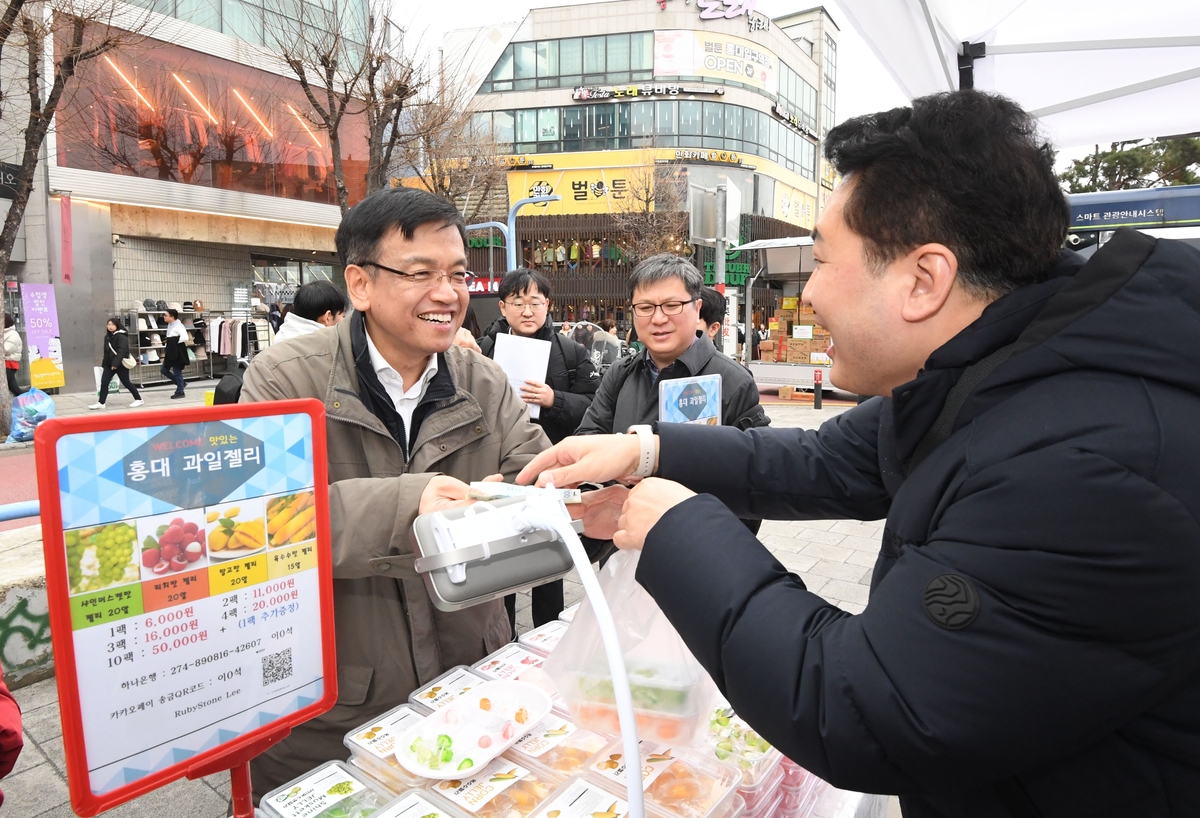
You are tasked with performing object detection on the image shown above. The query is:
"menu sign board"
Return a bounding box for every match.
[36,400,337,816]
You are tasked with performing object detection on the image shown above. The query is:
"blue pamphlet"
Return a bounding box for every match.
[659,374,722,425]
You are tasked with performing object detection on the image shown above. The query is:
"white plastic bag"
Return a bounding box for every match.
[545,549,718,747]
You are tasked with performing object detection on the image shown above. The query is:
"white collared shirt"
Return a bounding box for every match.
[364,327,439,434]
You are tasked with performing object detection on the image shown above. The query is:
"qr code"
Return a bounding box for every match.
[262,648,293,686]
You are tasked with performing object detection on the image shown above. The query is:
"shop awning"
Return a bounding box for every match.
[835,0,1200,148]
[734,236,814,279]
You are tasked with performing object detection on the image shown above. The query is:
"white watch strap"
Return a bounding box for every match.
[627,424,656,478]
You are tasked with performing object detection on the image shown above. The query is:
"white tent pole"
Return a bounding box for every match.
[990,35,1200,54]
[916,0,957,89]
[1032,65,1200,118]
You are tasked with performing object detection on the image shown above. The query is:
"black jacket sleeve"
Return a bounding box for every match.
[113,332,130,360]
[637,443,1200,797]
[724,374,770,430]
[575,357,632,435]
[656,400,891,521]
[543,340,600,431]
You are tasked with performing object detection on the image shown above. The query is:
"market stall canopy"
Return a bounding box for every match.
[735,236,814,279]
[835,0,1200,148]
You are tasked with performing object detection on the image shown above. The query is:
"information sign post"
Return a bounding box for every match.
[34,399,338,817]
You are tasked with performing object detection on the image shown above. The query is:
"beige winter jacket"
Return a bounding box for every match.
[240,315,549,797]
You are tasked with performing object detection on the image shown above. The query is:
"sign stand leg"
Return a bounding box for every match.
[230,761,255,818]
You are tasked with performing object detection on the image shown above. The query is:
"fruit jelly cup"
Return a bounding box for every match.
[572,700,704,745]
[259,760,393,818]
[736,760,784,811]
[719,745,782,789]
[504,722,612,781]
[584,739,743,818]
[374,788,474,818]
[427,767,564,818]
[741,786,784,818]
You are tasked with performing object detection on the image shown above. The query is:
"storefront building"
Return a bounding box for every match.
[4,2,366,391]
[455,0,838,332]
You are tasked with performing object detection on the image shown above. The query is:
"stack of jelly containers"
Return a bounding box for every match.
[473,642,567,710]
[701,700,785,818]
[779,757,828,817]
[259,759,475,818]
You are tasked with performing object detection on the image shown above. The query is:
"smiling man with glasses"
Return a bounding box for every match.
[575,253,768,437]
[239,187,549,800]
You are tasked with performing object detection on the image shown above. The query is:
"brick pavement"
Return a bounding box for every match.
[5,400,898,817]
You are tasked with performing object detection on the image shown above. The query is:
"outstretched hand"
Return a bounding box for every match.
[613,478,696,551]
[568,484,629,540]
[417,473,502,515]
[515,434,646,488]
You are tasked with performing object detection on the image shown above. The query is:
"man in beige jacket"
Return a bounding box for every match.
[241,188,549,798]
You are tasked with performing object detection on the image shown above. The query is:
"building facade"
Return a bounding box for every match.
[3,0,368,392]
[452,0,838,332]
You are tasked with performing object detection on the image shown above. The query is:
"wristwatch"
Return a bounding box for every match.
[627,424,656,478]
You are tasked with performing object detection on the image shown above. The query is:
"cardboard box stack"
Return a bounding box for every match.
[771,303,832,364]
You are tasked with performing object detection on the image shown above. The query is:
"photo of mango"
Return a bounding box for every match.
[205,498,267,560]
[266,490,316,548]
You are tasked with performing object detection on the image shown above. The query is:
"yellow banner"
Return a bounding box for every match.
[773,181,817,229]
[654,30,779,96]
[30,357,65,390]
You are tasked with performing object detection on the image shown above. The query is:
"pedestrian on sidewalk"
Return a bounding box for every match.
[160,308,188,399]
[3,313,24,397]
[89,317,144,410]
[274,280,348,344]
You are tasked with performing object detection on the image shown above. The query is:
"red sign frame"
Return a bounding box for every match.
[35,399,338,817]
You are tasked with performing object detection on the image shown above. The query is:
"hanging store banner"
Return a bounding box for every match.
[773,182,817,230]
[35,400,337,816]
[20,283,66,389]
[508,167,639,216]
[654,29,779,95]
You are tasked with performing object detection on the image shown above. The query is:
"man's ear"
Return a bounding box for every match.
[900,243,959,323]
[344,265,372,313]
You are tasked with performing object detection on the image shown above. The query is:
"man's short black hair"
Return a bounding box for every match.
[498,268,552,301]
[698,287,726,327]
[165,308,180,320]
[335,187,468,272]
[824,90,1069,299]
[291,280,347,321]
[628,254,704,301]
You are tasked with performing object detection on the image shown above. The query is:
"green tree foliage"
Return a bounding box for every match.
[1060,138,1200,193]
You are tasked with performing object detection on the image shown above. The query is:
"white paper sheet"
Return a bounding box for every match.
[492,333,552,419]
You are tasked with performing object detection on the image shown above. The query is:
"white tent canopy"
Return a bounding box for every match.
[836,0,1200,149]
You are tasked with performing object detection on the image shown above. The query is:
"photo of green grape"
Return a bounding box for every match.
[65,522,140,595]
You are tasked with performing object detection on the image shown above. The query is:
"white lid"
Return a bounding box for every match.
[259,760,391,818]
[410,665,489,712]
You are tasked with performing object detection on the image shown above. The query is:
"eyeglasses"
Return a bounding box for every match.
[504,299,548,312]
[631,299,696,318]
[362,261,469,288]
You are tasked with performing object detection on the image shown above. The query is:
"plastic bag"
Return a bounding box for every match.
[545,549,718,747]
[6,387,55,443]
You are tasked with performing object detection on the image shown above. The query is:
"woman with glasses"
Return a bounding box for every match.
[475,268,601,629]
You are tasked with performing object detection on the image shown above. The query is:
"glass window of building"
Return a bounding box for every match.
[562,107,583,150]
[679,100,702,147]
[514,41,537,90]
[656,100,677,147]
[743,108,757,147]
[516,108,537,151]
[560,37,583,79]
[631,101,654,146]
[631,32,653,74]
[493,110,515,144]
[724,105,742,151]
[703,102,724,143]
[471,111,492,136]
[606,33,630,82]
[537,40,559,80]
[583,36,606,76]
[538,107,560,151]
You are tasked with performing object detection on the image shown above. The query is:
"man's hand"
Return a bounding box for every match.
[520,380,556,409]
[453,328,482,353]
[418,473,502,515]
[515,434,649,487]
[613,478,696,551]
[569,484,630,540]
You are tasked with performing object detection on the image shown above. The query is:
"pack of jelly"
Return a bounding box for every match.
[409,665,490,712]
[503,711,611,779]
[424,757,563,818]
[344,703,432,793]
[259,760,392,818]
[584,739,742,818]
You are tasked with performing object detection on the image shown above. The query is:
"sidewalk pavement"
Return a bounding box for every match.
[4,401,900,817]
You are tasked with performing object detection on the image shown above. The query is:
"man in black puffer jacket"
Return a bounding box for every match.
[519,90,1200,817]
[476,268,599,627]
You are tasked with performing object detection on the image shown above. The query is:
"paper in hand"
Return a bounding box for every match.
[492,333,552,419]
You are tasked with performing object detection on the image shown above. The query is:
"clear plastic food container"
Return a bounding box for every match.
[503,712,611,780]
[259,760,393,818]
[425,757,563,818]
[525,775,633,818]
[574,661,698,715]
[584,739,742,818]
[473,644,564,707]
[721,793,747,818]
[518,620,569,657]
[410,665,490,712]
[706,701,782,787]
[780,758,810,790]
[374,788,473,818]
[736,759,784,814]
[559,603,579,623]
[396,680,553,779]
[344,703,432,793]
[572,701,698,744]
